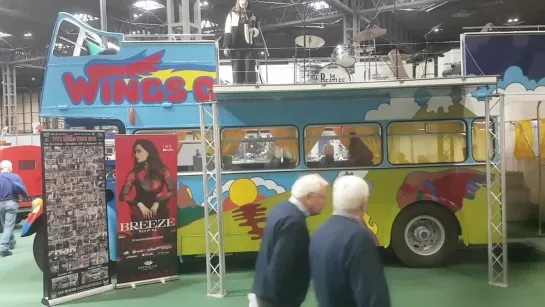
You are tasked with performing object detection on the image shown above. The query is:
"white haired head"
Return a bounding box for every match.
[333,175,369,213]
[291,174,329,215]
[0,160,12,173]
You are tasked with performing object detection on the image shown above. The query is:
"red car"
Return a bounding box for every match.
[0,145,42,224]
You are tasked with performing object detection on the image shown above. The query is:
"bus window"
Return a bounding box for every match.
[305,124,382,168]
[221,126,299,171]
[388,120,467,164]
[53,19,119,57]
[472,119,494,162]
[19,160,36,170]
[135,129,209,172]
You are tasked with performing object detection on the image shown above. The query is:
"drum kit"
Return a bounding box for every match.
[294,27,387,84]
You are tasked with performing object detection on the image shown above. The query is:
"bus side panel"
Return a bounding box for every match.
[176,166,491,256]
[0,146,42,211]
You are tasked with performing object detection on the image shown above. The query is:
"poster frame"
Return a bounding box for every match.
[114,133,179,289]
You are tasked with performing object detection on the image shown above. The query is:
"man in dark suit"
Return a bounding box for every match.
[309,175,390,307]
[251,174,329,307]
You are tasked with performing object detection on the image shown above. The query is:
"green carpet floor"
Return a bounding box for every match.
[2,228,545,307]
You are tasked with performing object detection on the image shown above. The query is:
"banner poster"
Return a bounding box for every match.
[115,134,179,286]
[40,130,113,306]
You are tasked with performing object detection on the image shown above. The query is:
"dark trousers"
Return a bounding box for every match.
[231,48,256,84]
[256,297,300,307]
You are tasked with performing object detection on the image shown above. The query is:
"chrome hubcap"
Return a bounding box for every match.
[404,215,445,256]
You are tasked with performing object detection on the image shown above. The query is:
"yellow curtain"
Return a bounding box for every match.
[219,129,246,156]
[339,126,382,165]
[442,134,466,162]
[193,130,216,155]
[388,123,418,164]
[305,127,324,157]
[514,120,535,159]
[472,121,488,162]
[269,128,299,163]
[387,122,466,164]
[387,135,414,164]
[541,120,545,160]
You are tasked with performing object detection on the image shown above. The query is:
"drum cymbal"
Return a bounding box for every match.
[353,28,387,42]
[295,35,325,49]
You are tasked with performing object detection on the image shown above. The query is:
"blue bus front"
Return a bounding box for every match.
[40,12,218,261]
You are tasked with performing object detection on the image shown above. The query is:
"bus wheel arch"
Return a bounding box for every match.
[390,201,460,268]
[105,189,115,203]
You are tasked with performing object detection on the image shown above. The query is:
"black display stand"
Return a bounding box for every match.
[40,130,114,306]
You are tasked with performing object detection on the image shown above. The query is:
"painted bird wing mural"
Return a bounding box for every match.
[84,50,165,81]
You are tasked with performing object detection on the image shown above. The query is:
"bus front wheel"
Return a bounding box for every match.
[33,232,46,273]
[390,203,459,268]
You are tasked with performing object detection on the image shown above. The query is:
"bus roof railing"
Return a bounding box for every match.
[213,76,499,96]
[123,34,217,43]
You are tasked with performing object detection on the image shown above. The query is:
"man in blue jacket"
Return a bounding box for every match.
[309,175,390,307]
[0,160,28,257]
[252,174,329,307]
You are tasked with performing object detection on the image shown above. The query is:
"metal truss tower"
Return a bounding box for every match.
[1,64,17,134]
[199,101,226,297]
[485,94,508,287]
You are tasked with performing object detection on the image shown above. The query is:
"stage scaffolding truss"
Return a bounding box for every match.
[485,94,508,288]
[198,101,226,298]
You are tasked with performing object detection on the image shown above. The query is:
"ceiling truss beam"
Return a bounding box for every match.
[260,13,344,30]
[329,0,420,53]
[358,0,458,15]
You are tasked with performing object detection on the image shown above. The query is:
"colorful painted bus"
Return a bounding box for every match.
[36,13,502,269]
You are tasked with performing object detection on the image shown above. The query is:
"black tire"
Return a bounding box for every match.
[390,202,459,268]
[33,232,46,273]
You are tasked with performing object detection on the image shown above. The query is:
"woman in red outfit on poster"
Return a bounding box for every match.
[117,139,176,258]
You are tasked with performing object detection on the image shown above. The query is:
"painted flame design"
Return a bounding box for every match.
[232,203,267,240]
[364,213,379,235]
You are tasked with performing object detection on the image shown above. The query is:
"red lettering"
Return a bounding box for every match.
[141,78,164,104]
[62,73,99,105]
[193,76,215,102]
[165,77,187,103]
[113,79,140,105]
[64,71,216,105]
[100,81,111,105]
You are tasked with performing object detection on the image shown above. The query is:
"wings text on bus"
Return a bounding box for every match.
[61,50,217,105]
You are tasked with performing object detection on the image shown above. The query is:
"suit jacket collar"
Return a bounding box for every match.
[289,196,310,217]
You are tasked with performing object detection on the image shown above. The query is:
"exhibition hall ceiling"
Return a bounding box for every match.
[0,0,544,86]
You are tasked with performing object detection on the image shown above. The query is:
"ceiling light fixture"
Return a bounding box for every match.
[74,13,98,22]
[0,32,12,38]
[132,0,165,11]
[507,17,520,23]
[24,33,32,38]
[308,1,330,10]
[201,20,212,28]
[202,1,209,6]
